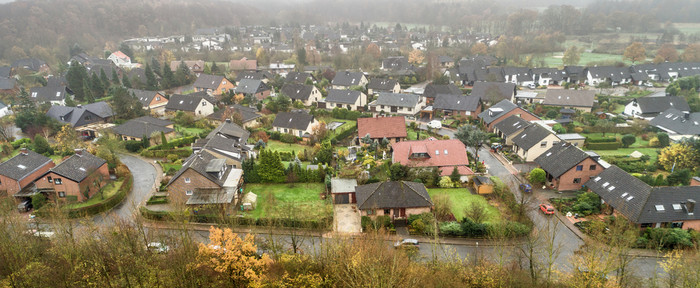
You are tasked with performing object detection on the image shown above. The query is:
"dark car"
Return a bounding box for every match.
[17,200,32,212]
[519,184,532,193]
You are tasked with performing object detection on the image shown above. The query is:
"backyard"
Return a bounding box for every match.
[240,183,331,220]
[174,124,208,136]
[427,188,502,224]
[62,179,125,209]
[580,133,659,162]
[265,140,310,155]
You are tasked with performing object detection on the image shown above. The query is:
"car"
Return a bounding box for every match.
[540,204,555,215]
[427,120,442,129]
[519,184,532,193]
[644,82,653,87]
[527,83,537,89]
[147,242,170,253]
[17,200,32,213]
[394,238,419,249]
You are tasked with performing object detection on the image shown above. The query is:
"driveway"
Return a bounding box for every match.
[333,204,361,234]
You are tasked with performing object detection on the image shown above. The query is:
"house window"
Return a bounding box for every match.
[367,209,373,215]
[576,165,583,171]
[590,165,597,170]
[540,141,547,148]
[156,96,161,101]
[381,105,385,109]
[47,176,53,183]
[184,178,191,183]
[55,178,62,185]
[202,101,207,106]
[671,222,683,228]
[573,178,581,184]
[384,209,391,215]
[186,190,193,196]
[58,192,65,198]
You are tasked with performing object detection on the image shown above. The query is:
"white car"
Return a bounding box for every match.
[527,83,537,89]
[644,82,653,87]
[428,120,442,129]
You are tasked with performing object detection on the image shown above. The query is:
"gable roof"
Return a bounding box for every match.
[112,116,173,138]
[649,108,700,135]
[281,83,315,101]
[470,82,516,103]
[229,57,257,71]
[332,71,365,86]
[49,151,107,183]
[493,115,532,137]
[478,99,518,124]
[11,58,46,71]
[424,83,461,99]
[0,66,11,78]
[587,66,630,82]
[193,74,227,90]
[46,102,114,127]
[234,79,268,94]
[355,181,433,210]
[127,88,163,107]
[30,85,69,103]
[235,71,272,82]
[543,89,595,108]
[634,96,690,116]
[326,89,363,104]
[382,56,410,71]
[367,78,399,92]
[193,136,248,162]
[167,150,230,188]
[357,116,407,139]
[0,77,16,90]
[392,138,469,168]
[0,150,53,181]
[206,120,250,143]
[375,93,420,108]
[512,123,558,150]
[433,94,480,112]
[165,93,212,112]
[535,143,591,178]
[285,72,312,83]
[272,111,315,130]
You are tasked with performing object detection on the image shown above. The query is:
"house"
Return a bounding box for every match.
[535,142,604,191]
[649,109,700,136]
[372,93,422,115]
[585,165,700,230]
[556,133,586,147]
[271,110,318,138]
[281,83,321,106]
[531,68,564,86]
[0,66,12,78]
[34,149,109,202]
[692,176,700,186]
[107,51,134,68]
[234,79,270,101]
[381,56,411,71]
[206,119,250,144]
[0,101,11,118]
[47,102,114,128]
[285,72,314,84]
[357,116,407,144]
[229,57,257,71]
[29,85,72,105]
[331,178,358,204]
[85,60,122,80]
[623,96,690,119]
[478,99,540,132]
[166,150,242,205]
[170,60,205,76]
[165,92,215,117]
[112,116,175,143]
[492,115,532,146]
[367,78,400,95]
[325,89,367,111]
[438,56,455,68]
[512,91,543,105]
[355,181,433,221]
[473,176,494,195]
[470,82,516,105]
[11,58,49,74]
[207,104,262,128]
[331,71,368,89]
[192,133,250,168]
[511,123,561,162]
[564,66,585,83]
[128,89,168,113]
[193,74,234,96]
[392,138,473,178]
[432,94,481,119]
[543,89,596,112]
[0,148,55,198]
[235,71,273,84]
[0,77,17,93]
[503,67,534,87]
[423,83,461,105]
[586,66,631,86]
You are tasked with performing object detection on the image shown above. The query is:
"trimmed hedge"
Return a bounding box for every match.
[586,136,617,143]
[332,123,357,142]
[585,142,620,150]
[64,171,133,218]
[141,148,192,158]
[139,207,332,229]
[11,138,32,149]
[147,136,197,150]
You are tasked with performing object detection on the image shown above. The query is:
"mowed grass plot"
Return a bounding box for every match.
[528,52,645,68]
[595,148,659,163]
[241,183,331,220]
[428,188,502,224]
[265,140,310,155]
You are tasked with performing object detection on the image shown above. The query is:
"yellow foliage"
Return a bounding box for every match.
[408,49,424,64]
[658,143,698,171]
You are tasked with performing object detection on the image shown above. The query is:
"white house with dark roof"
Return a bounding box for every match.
[325,89,367,111]
[30,85,72,105]
[165,93,215,117]
[371,93,422,115]
[511,123,561,162]
[272,110,318,138]
[624,96,690,119]
[543,89,596,112]
[367,78,400,95]
[281,83,321,106]
[649,108,700,137]
[331,71,368,89]
[128,88,168,113]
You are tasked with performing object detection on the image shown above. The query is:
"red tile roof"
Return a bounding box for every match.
[439,166,474,176]
[392,138,470,169]
[357,116,407,139]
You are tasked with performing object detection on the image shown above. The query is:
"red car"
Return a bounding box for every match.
[539,204,555,215]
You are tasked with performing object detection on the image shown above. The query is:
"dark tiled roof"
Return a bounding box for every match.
[193,136,247,162]
[433,94,480,112]
[326,89,363,104]
[11,58,46,71]
[649,108,700,135]
[424,84,461,99]
[634,96,690,116]
[235,71,272,82]
[638,186,700,223]
[0,150,53,181]
[165,93,212,112]
[0,66,11,78]
[128,89,164,107]
[285,72,312,83]
[206,120,250,143]
[511,124,556,150]
[584,166,651,223]
[375,93,420,108]
[281,83,314,101]
[331,71,365,86]
[535,143,591,178]
[382,56,410,71]
[112,116,174,138]
[477,99,518,124]
[46,102,114,127]
[367,78,398,92]
[586,66,630,82]
[492,115,532,137]
[167,150,230,187]
[0,77,16,90]
[272,111,315,131]
[30,85,70,103]
[355,181,433,210]
[543,89,595,108]
[470,82,515,103]
[193,74,227,90]
[234,79,268,94]
[49,151,107,182]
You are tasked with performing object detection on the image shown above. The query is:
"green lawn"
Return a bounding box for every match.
[528,52,647,68]
[320,118,357,139]
[174,125,207,136]
[580,133,649,148]
[241,183,331,220]
[595,148,659,163]
[427,188,502,224]
[265,140,310,154]
[159,162,182,174]
[407,127,432,141]
[62,179,125,209]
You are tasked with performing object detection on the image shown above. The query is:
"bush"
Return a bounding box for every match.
[331,123,357,142]
[10,138,31,149]
[585,142,620,150]
[280,133,297,143]
[140,148,192,158]
[640,228,695,250]
[460,218,489,237]
[66,173,132,218]
[125,140,146,152]
[586,136,618,143]
[570,192,601,216]
[439,221,465,236]
[147,136,197,150]
[166,154,179,163]
[270,131,281,141]
[529,168,546,185]
[621,134,636,148]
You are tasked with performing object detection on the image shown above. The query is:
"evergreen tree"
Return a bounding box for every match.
[175,60,191,85]
[122,74,132,88]
[151,58,162,77]
[162,64,175,88]
[111,69,120,86]
[211,62,220,75]
[450,166,461,183]
[33,135,52,155]
[100,68,110,88]
[66,60,89,101]
[203,63,212,75]
[90,72,104,99]
[257,149,285,183]
[242,158,259,183]
[83,78,95,103]
[160,131,167,145]
[111,87,145,120]
[144,63,158,90]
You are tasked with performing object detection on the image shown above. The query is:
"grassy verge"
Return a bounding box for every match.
[427,188,502,224]
[62,179,125,209]
[240,183,330,220]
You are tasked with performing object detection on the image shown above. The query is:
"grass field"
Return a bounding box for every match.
[595,148,659,163]
[674,23,700,35]
[265,140,310,154]
[529,52,648,68]
[427,188,502,224]
[159,162,182,174]
[580,133,649,148]
[241,183,331,219]
[63,179,125,209]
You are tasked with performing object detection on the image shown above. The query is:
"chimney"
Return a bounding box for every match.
[74,149,83,156]
[684,112,690,119]
[77,104,82,109]
[20,147,28,155]
[685,199,696,215]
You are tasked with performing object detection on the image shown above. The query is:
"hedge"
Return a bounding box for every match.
[11,138,32,149]
[585,142,620,150]
[141,148,192,158]
[139,207,332,229]
[147,136,197,150]
[146,195,169,205]
[331,123,357,142]
[64,171,133,218]
[586,136,618,143]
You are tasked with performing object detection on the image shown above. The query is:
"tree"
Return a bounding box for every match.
[7,46,27,61]
[203,63,212,75]
[296,48,307,66]
[210,62,220,75]
[66,60,89,101]
[118,42,134,60]
[620,134,636,148]
[175,60,192,86]
[438,176,454,188]
[450,166,461,183]
[464,202,487,224]
[657,132,670,147]
[470,42,488,55]
[389,163,407,181]
[455,125,489,161]
[83,78,95,103]
[256,47,268,66]
[623,42,646,63]
[33,135,52,155]
[562,46,581,66]
[144,63,158,90]
[408,49,424,65]
[161,63,175,88]
[654,43,679,63]
[196,227,271,287]
[667,169,691,186]
[257,149,286,183]
[151,58,162,77]
[100,68,111,89]
[311,121,328,142]
[594,119,614,137]
[658,143,699,171]
[111,87,146,120]
[315,140,333,165]
[680,43,700,62]
[365,43,381,59]
[90,72,104,99]
[54,125,82,155]
[529,168,546,185]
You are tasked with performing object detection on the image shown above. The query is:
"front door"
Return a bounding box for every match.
[391,106,397,113]
[394,208,406,218]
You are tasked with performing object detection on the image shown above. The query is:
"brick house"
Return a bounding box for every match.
[193,74,234,96]
[128,88,169,113]
[355,181,433,221]
[166,150,243,205]
[492,115,532,146]
[35,150,109,202]
[234,79,270,101]
[357,116,407,144]
[0,148,55,198]
[535,143,604,191]
[432,94,482,119]
[207,104,262,128]
[478,99,540,132]
[170,60,205,77]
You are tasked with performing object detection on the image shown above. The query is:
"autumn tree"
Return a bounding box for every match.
[455,125,489,159]
[680,43,700,62]
[471,42,488,55]
[653,43,679,63]
[366,43,381,59]
[623,42,646,63]
[196,227,271,287]
[562,46,581,66]
[256,47,269,66]
[408,49,424,65]
[658,143,699,171]
[54,125,83,155]
[311,121,328,142]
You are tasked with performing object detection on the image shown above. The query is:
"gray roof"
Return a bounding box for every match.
[332,71,365,87]
[49,151,107,182]
[382,56,410,71]
[128,88,164,107]
[511,124,557,150]
[535,143,591,178]
[543,89,595,108]
[0,66,11,78]
[165,93,212,112]
[433,94,480,112]
[112,116,174,138]
[492,115,532,137]
[331,178,358,194]
[46,102,114,127]
[375,93,420,108]
[638,186,700,223]
[168,150,230,187]
[235,71,272,82]
[272,111,315,130]
[367,78,398,92]
[30,85,70,103]
[0,77,16,90]
[285,72,312,83]
[193,74,227,90]
[471,82,515,103]
[649,108,700,135]
[477,100,518,124]
[206,120,250,143]
[587,66,630,82]
[424,83,461,99]
[193,136,248,162]
[355,181,433,210]
[0,150,53,181]
[11,58,46,71]
[633,96,690,116]
[326,89,362,104]
[234,79,268,95]
[474,176,493,186]
[281,83,314,101]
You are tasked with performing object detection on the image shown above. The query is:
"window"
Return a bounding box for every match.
[590,165,597,170]
[58,192,65,198]
[384,209,390,215]
[156,96,161,101]
[367,209,373,215]
[47,176,53,183]
[655,205,665,212]
[573,178,581,184]
[540,141,547,148]
[54,178,62,185]
[185,190,193,196]
[184,178,191,183]
[381,105,385,109]
[671,222,683,228]
[576,165,583,171]
[202,101,207,106]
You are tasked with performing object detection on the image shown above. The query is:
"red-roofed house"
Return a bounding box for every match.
[357,116,407,144]
[108,51,133,68]
[229,57,257,71]
[392,138,473,179]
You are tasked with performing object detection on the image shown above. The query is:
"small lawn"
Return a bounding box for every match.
[595,147,659,163]
[427,188,502,224]
[174,125,208,136]
[265,140,310,155]
[241,183,331,220]
[62,179,125,209]
[159,162,182,174]
[580,133,649,148]
[407,127,432,141]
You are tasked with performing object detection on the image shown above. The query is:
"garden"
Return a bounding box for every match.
[239,183,331,220]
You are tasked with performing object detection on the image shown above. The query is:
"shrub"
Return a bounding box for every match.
[529,168,546,185]
[280,134,297,143]
[270,131,281,140]
[439,221,465,236]
[649,137,660,147]
[166,154,179,163]
[586,136,618,143]
[10,138,31,149]
[460,218,489,237]
[621,134,636,148]
[585,142,620,150]
[657,132,670,147]
[438,176,454,188]
[570,192,601,216]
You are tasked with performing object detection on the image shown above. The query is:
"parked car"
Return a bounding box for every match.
[644,82,653,87]
[539,204,555,215]
[17,200,32,213]
[519,184,532,193]
[147,242,170,254]
[527,83,537,89]
[428,120,442,129]
[394,238,419,249]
